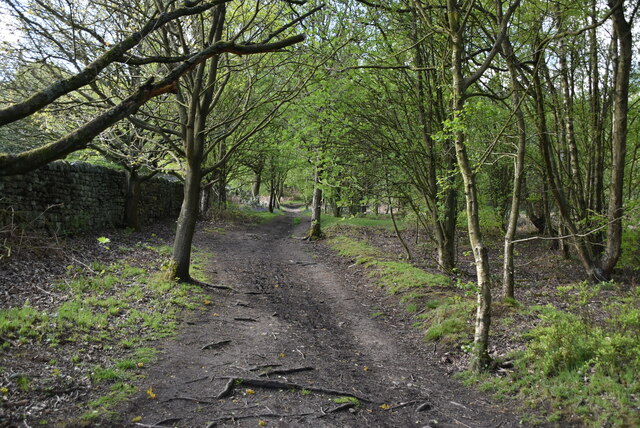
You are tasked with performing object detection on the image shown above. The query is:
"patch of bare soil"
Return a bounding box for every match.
[118,214,520,427]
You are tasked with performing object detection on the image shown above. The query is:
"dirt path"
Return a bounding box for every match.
[120,213,519,427]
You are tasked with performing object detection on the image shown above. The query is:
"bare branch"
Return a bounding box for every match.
[0,34,305,175]
[0,0,232,127]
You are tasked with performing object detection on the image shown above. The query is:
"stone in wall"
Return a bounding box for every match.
[0,161,183,235]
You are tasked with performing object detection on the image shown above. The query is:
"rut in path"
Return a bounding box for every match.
[120,212,519,427]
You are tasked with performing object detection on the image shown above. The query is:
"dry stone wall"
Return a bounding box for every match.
[0,161,183,235]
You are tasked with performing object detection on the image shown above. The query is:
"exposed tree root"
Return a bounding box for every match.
[323,402,356,414]
[205,411,315,426]
[217,377,372,403]
[257,366,314,377]
[234,317,258,322]
[188,278,237,292]
[216,378,236,399]
[201,340,231,350]
[160,396,216,405]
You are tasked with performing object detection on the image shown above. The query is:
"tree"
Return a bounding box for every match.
[0,0,305,176]
[161,2,321,281]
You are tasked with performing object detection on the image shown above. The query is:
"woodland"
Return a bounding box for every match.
[1,0,640,426]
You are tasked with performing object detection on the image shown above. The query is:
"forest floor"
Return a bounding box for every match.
[2,206,638,427]
[1,208,522,427]
[114,209,523,428]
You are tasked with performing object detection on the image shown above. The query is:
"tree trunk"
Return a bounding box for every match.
[448,6,491,370]
[532,41,601,280]
[501,37,526,300]
[124,168,142,231]
[439,164,457,271]
[557,8,586,216]
[216,171,227,210]
[601,1,632,276]
[169,162,201,281]
[166,3,225,282]
[587,0,605,221]
[413,28,456,271]
[308,163,323,239]
[199,182,213,218]
[252,170,262,198]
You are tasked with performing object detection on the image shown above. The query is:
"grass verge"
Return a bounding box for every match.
[324,224,640,426]
[0,244,212,425]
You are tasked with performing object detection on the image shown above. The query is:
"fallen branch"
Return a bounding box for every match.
[205,411,315,425]
[201,340,231,350]
[234,317,258,322]
[248,364,282,372]
[218,377,372,403]
[258,366,314,377]
[416,402,431,412]
[217,378,236,399]
[160,396,216,405]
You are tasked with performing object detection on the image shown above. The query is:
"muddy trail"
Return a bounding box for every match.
[120,210,519,427]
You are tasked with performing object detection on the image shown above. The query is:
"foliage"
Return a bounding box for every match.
[459,291,640,426]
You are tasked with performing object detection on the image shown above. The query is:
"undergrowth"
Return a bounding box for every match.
[458,284,640,426]
[325,223,640,426]
[0,241,212,424]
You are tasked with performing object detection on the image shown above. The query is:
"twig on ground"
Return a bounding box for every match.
[390,400,420,410]
[258,366,314,377]
[217,378,236,399]
[154,418,182,426]
[160,396,215,404]
[201,340,231,350]
[234,317,258,322]
[205,411,316,425]
[416,402,432,412]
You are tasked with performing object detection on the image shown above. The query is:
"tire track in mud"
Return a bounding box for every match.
[120,213,520,427]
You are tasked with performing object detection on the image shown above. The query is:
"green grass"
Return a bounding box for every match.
[0,304,49,343]
[365,260,450,294]
[326,236,382,262]
[326,232,467,348]
[82,382,137,421]
[58,300,109,331]
[91,366,129,383]
[1,242,209,423]
[333,396,360,406]
[237,207,282,223]
[322,214,401,231]
[420,298,475,343]
[457,289,640,427]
